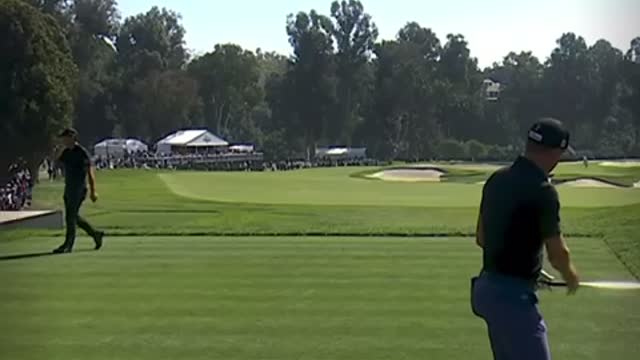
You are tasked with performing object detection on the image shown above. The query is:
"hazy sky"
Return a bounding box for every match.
[118,0,640,67]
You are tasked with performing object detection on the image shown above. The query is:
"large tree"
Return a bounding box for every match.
[188,44,262,142]
[284,10,337,157]
[437,33,484,141]
[13,1,639,162]
[541,33,592,145]
[126,70,202,142]
[263,72,297,159]
[586,39,624,149]
[115,6,187,75]
[622,37,640,153]
[255,49,287,88]
[253,50,288,148]
[69,0,119,70]
[330,0,377,145]
[24,0,72,29]
[68,0,121,145]
[367,23,442,160]
[0,0,77,176]
[113,6,189,141]
[71,0,119,39]
[485,51,544,145]
[439,34,479,88]
[25,0,69,13]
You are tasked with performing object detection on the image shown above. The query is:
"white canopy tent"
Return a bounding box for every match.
[94,138,148,158]
[315,147,367,159]
[229,144,255,153]
[156,129,228,155]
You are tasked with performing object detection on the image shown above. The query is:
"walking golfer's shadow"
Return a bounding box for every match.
[0,249,92,262]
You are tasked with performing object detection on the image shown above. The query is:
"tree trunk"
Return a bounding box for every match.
[0,158,10,183]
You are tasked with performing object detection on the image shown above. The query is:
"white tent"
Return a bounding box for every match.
[315,147,367,159]
[156,129,228,154]
[229,144,255,153]
[94,138,148,158]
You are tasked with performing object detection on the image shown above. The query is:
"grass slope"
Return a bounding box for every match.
[12,165,639,277]
[0,237,638,360]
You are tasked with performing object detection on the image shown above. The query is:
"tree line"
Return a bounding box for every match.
[2,0,640,175]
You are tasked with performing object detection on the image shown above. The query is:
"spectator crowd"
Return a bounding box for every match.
[0,150,386,212]
[93,150,265,171]
[92,150,385,172]
[1,161,34,211]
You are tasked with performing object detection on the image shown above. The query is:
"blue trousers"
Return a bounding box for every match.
[471,272,551,360]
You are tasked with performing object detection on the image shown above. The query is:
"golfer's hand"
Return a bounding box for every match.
[90,192,99,203]
[564,271,580,295]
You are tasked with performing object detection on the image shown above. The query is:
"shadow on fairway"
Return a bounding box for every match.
[0,249,93,262]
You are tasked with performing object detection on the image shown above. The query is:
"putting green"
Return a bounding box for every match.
[158,167,640,208]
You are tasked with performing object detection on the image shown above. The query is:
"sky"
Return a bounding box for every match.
[118,0,640,68]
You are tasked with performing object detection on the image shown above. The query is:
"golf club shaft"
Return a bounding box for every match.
[542,280,640,290]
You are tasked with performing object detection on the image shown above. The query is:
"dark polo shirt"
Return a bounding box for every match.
[59,144,91,193]
[480,156,562,282]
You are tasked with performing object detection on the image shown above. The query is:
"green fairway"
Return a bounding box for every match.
[0,236,638,360]
[1,162,639,359]
[15,167,639,240]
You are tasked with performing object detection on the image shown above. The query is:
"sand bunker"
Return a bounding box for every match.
[404,163,440,168]
[599,160,640,168]
[635,181,640,188]
[367,168,444,182]
[559,179,622,188]
[406,162,500,171]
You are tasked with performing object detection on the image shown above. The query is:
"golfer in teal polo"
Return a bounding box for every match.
[471,118,581,360]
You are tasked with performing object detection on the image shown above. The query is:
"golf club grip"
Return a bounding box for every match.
[542,281,567,287]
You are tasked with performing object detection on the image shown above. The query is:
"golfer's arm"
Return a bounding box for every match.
[475,213,484,248]
[55,147,65,163]
[87,166,97,193]
[545,234,576,277]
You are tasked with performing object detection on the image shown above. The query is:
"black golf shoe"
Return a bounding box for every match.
[52,245,72,254]
[94,231,105,250]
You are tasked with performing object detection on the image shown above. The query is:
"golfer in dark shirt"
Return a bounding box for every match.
[471,118,580,360]
[53,128,105,254]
